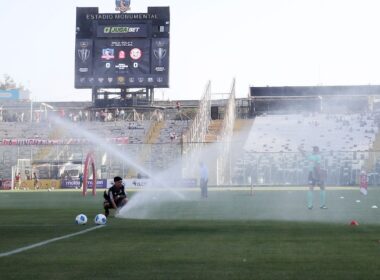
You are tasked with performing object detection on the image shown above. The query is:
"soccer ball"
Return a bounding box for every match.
[94,214,107,225]
[75,214,88,225]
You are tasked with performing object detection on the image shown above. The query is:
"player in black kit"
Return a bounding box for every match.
[103,176,128,217]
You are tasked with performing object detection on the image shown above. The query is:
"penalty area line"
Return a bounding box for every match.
[0,225,105,258]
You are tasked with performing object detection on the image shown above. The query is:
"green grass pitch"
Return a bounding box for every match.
[1,187,380,279]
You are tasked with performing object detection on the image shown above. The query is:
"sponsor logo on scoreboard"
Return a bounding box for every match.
[104,26,140,34]
[97,25,147,38]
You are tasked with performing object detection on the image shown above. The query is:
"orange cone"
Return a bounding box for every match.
[350,220,359,226]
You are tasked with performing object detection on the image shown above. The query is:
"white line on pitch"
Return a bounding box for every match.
[0,225,105,258]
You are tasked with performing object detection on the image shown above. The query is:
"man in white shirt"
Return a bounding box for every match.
[199,162,209,198]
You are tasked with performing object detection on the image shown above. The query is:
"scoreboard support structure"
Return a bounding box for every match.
[91,87,155,107]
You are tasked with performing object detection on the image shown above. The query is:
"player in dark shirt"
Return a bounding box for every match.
[103,176,128,217]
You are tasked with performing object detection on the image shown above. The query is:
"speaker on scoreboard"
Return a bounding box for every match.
[211,106,219,120]
[76,7,98,38]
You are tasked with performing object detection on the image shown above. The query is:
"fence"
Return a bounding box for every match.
[233,151,380,186]
[2,141,380,187]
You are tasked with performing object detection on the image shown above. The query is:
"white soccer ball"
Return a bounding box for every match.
[94,214,107,225]
[75,214,88,225]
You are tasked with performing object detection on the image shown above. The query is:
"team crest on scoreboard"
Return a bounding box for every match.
[115,0,131,13]
[78,41,90,63]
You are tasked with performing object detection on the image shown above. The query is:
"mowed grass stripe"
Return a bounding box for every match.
[0,225,105,258]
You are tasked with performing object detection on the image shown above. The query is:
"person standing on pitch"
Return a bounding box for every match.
[359,170,368,195]
[103,176,128,217]
[33,172,39,190]
[199,161,209,198]
[79,173,83,189]
[299,146,327,209]
[15,172,21,190]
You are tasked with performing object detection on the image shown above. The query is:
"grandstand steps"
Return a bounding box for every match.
[231,119,254,145]
[371,131,380,150]
[230,119,255,179]
[127,121,164,178]
[233,119,254,132]
[145,121,165,144]
[366,131,380,172]
[33,128,64,161]
[205,120,223,143]
[204,119,252,143]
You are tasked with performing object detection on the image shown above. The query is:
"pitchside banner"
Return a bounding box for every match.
[109,178,197,189]
[61,179,108,189]
[0,137,128,145]
[0,179,12,190]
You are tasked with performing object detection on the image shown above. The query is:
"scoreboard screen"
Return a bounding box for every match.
[75,7,170,89]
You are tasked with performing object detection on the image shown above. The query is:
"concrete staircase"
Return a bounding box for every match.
[204,119,253,142]
[230,119,255,181]
[205,120,223,143]
[366,131,380,172]
[127,120,164,177]
[33,128,64,161]
[233,119,254,133]
[145,121,165,144]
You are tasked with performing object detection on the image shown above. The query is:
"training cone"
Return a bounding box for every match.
[350,220,359,226]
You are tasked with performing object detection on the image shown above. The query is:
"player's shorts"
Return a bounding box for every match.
[115,197,127,207]
[103,196,127,209]
[308,171,324,187]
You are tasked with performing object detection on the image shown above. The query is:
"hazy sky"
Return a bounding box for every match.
[1,0,380,102]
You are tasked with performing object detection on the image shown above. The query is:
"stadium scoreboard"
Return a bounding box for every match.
[75,7,170,89]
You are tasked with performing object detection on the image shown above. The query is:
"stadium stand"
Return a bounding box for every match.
[2,84,380,189]
[232,112,379,186]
